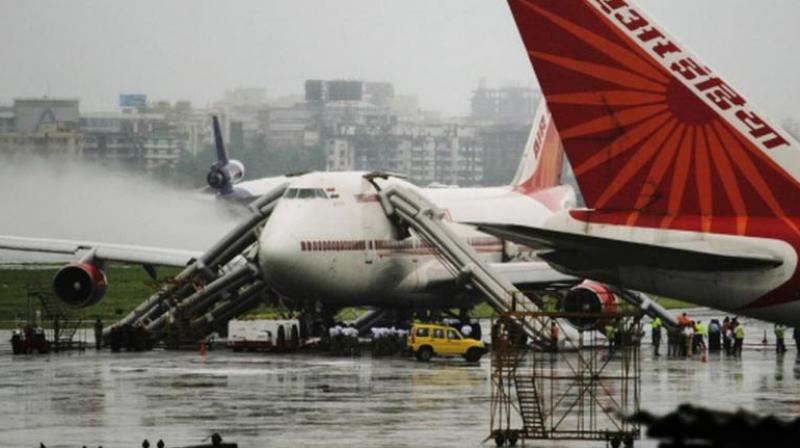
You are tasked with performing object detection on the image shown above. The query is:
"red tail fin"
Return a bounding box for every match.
[512,99,564,194]
[508,0,800,235]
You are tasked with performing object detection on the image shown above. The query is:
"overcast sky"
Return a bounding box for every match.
[1,0,799,118]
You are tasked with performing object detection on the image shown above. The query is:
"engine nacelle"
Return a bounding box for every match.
[52,262,108,308]
[207,159,245,192]
[562,281,619,331]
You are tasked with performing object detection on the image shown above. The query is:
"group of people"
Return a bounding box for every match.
[10,326,49,355]
[651,312,800,359]
[370,327,409,357]
[661,314,745,358]
[107,324,153,352]
[328,324,361,356]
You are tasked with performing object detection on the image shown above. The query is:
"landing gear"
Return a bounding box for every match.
[298,302,338,338]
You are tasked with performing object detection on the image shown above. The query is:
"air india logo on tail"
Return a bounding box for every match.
[513,100,564,194]
[588,0,789,151]
[509,0,800,237]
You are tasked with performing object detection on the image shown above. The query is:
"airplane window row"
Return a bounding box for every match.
[283,188,328,199]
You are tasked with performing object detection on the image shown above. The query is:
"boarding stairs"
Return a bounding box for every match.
[614,288,679,329]
[375,183,552,348]
[514,375,547,438]
[105,183,289,342]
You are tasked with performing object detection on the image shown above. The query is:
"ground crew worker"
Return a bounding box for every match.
[695,321,707,353]
[550,321,560,352]
[667,325,679,358]
[651,317,662,356]
[722,317,731,355]
[605,323,616,354]
[775,324,787,354]
[734,321,745,358]
[794,327,800,351]
[683,323,695,358]
[708,319,722,352]
[461,322,473,339]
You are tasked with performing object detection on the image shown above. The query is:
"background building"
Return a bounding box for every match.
[0,79,545,188]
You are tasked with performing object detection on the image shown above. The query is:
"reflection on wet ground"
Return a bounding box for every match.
[2,309,800,448]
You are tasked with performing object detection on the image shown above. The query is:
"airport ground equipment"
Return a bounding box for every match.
[408,322,487,362]
[12,287,89,354]
[489,310,642,447]
[105,183,288,344]
[376,182,554,347]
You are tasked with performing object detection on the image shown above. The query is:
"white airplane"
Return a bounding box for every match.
[477,0,800,326]
[2,100,629,332]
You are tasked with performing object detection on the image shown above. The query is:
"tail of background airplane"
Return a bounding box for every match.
[511,99,565,194]
[508,0,800,236]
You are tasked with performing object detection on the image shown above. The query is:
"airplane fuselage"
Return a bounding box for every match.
[257,172,572,309]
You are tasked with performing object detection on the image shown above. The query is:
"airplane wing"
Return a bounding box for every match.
[0,235,201,267]
[475,224,784,272]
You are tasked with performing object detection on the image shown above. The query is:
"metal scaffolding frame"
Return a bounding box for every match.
[489,310,642,447]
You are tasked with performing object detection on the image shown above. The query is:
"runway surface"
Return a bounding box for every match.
[2,309,800,447]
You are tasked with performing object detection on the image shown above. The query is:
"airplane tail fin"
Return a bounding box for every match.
[511,99,564,194]
[508,0,800,235]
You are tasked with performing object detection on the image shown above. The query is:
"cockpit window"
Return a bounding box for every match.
[297,189,316,199]
[284,188,328,200]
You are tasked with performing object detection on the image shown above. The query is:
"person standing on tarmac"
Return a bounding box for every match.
[667,324,679,358]
[722,317,732,355]
[733,320,745,358]
[550,321,560,352]
[793,326,800,351]
[684,322,695,358]
[605,323,616,355]
[695,321,707,353]
[708,319,722,352]
[775,324,787,354]
[94,319,103,350]
[651,317,662,356]
[461,322,473,339]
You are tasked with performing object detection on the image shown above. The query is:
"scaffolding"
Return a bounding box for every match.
[489,311,642,447]
[16,287,89,353]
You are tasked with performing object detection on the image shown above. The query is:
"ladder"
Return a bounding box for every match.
[376,183,552,346]
[514,375,547,438]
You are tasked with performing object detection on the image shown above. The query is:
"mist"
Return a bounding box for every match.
[0,157,240,260]
[2,0,800,119]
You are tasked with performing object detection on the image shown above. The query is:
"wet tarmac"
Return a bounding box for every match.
[2,309,800,448]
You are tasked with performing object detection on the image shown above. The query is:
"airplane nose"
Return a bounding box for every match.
[258,230,301,288]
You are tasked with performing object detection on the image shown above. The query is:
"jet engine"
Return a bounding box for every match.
[207,159,245,192]
[561,280,619,331]
[52,262,108,308]
[206,115,246,195]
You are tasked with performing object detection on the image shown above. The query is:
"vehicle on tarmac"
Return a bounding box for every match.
[227,319,300,352]
[408,323,486,362]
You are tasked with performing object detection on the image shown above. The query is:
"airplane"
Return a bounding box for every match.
[475,0,800,326]
[2,99,638,337]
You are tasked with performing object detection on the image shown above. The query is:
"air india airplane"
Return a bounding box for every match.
[1,101,617,328]
[478,0,800,325]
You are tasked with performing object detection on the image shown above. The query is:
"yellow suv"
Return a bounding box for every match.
[408,323,487,362]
